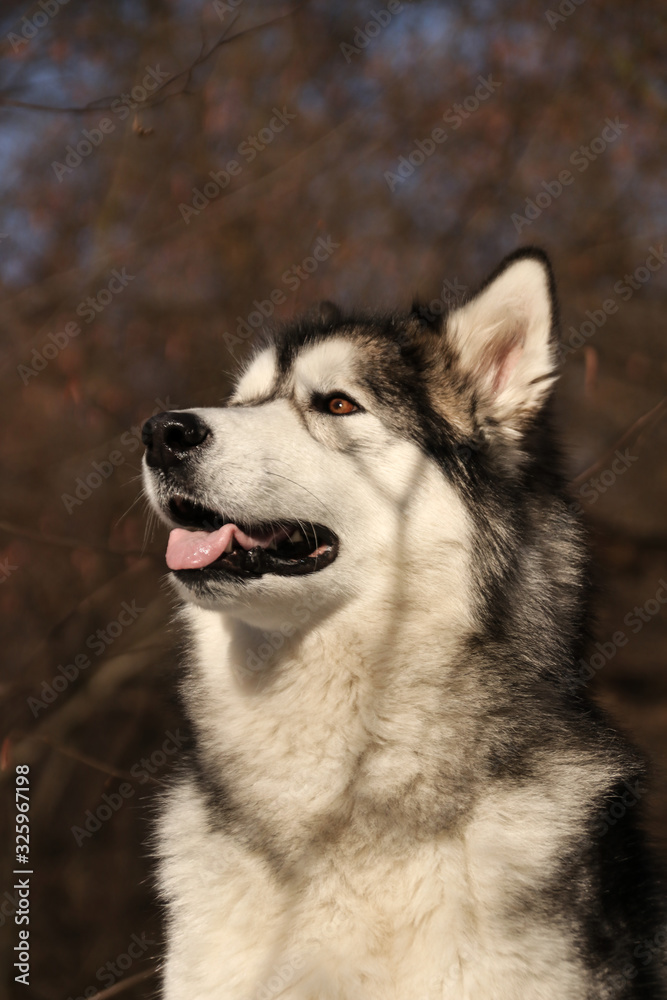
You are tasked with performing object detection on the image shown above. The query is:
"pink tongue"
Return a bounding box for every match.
[166,524,280,571]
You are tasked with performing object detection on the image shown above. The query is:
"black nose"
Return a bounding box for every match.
[142,411,210,471]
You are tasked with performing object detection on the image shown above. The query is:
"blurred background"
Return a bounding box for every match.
[0,0,665,996]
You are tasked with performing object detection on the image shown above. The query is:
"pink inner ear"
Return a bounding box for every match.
[490,338,524,395]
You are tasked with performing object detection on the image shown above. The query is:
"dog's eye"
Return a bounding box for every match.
[312,393,361,416]
[328,396,357,415]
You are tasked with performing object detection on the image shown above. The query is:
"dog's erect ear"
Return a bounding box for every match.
[446,249,558,432]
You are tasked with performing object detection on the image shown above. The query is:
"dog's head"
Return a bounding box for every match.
[142,249,560,628]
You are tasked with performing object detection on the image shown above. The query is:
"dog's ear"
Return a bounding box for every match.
[446,249,558,432]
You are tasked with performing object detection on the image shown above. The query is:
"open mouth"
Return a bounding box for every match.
[165,496,338,578]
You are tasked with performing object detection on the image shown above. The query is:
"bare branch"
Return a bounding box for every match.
[0,519,149,557]
[572,397,667,487]
[0,3,307,115]
[86,967,158,1000]
[33,735,166,785]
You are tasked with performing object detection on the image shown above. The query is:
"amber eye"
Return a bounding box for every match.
[327,396,357,415]
[312,392,362,416]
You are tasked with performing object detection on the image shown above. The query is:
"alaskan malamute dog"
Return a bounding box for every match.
[142,249,665,999]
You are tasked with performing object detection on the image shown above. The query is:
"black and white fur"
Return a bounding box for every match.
[143,249,666,999]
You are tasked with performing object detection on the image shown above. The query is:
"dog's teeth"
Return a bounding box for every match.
[268,539,278,550]
[224,539,233,553]
[289,529,304,544]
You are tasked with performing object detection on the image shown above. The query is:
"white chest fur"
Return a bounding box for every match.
[158,611,593,1000]
[159,774,589,1000]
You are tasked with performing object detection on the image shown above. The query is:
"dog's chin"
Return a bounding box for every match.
[168,566,339,628]
[169,566,252,610]
[169,565,296,606]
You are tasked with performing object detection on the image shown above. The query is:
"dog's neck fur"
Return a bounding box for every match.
[181,592,486,857]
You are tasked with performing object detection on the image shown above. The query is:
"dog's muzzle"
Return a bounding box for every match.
[142,411,210,472]
[142,412,339,581]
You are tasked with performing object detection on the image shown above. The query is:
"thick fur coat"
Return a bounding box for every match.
[143,249,666,999]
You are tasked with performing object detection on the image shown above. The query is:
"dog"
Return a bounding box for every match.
[142,248,666,999]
